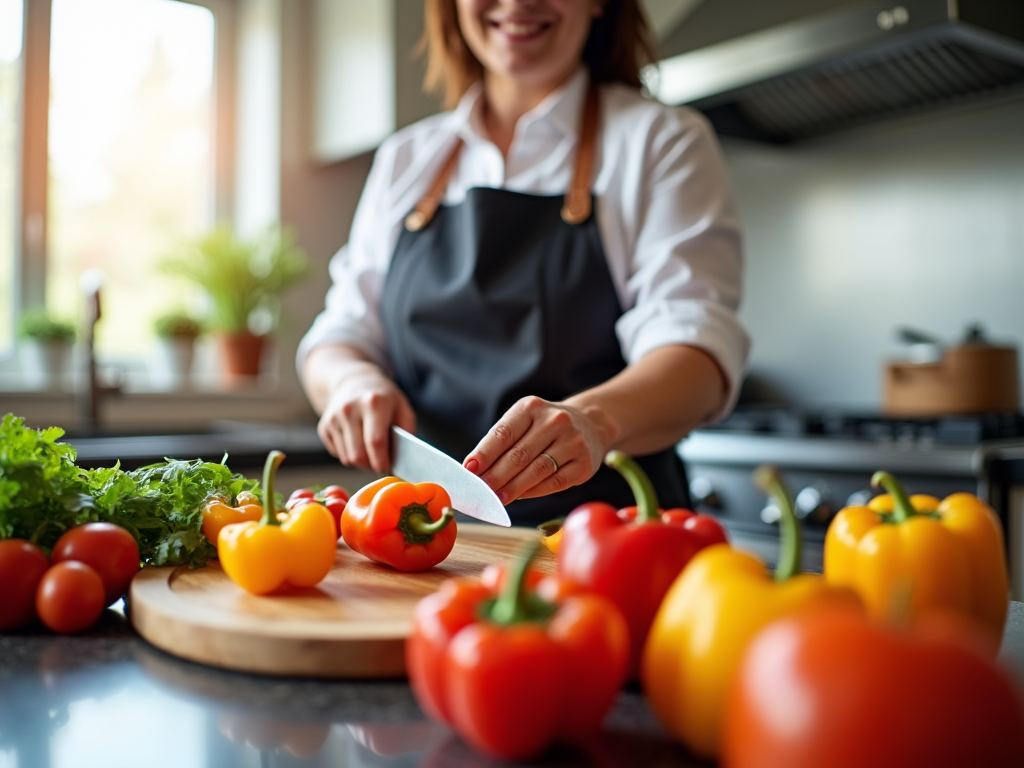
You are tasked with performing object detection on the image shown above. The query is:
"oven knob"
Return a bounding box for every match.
[760,501,781,525]
[794,483,833,525]
[761,485,833,526]
[846,489,875,508]
[689,476,722,510]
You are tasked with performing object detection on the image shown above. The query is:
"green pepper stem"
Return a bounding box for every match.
[259,450,286,527]
[489,540,543,626]
[754,465,801,582]
[604,450,660,523]
[871,471,915,524]
[405,506,455,538]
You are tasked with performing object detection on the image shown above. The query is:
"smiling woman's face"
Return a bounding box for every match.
[457,0,603,92]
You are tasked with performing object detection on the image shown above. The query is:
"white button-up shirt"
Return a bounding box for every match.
[297,68,750,421]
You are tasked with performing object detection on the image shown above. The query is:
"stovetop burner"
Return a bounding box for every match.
[710,407,1024,445]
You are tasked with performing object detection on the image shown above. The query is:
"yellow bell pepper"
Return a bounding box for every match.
[537,517,564,554]
[202,491,264,545]
[824,470,1009,650]
[218,451,337,595]
[642,467,861,760]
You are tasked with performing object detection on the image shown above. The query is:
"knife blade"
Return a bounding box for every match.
[390,426,511,527]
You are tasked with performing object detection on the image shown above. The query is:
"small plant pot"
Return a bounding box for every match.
[156,336,197,389]
[217,332,265,382]
[21,340,73,389]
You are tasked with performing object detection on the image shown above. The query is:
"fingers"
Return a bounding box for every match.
[394,392,418,434]
[517,462,578,499]
[317,416,342,459]
[361,395,393,474]
[467,397,606,504]
[317,372,414,473]
[464,398,536,476]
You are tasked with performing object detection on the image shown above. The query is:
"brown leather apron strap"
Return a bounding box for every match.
[405,80,600,232]
[561,82,599,225]
[405,140,464,232]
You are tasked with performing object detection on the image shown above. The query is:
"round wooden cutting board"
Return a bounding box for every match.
[130,523,551,678]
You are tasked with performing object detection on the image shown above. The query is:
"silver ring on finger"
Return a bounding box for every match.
[540,452,559,473]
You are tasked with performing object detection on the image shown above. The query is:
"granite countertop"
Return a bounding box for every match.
[2,603,1023,768]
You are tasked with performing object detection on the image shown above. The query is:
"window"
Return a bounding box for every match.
[48,0,216,359]
[4,0,233,379]
[0,0,21,356]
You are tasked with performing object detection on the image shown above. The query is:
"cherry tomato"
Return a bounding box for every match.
[287,488,316,506]
[0,540,51,631]
[286,486,349,539]
[36,561,106,634]
[682,514,729,547]
[320,487,349,538]
[51,522,140,606]
[661,509,730,548]
[322,485,350,504]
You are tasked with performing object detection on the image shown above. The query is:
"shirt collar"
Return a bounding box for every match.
[451,66,590,145]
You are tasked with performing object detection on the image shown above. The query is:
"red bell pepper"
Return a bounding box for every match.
[406,541,629,760]
[340,476,456,571]
[722,606,1024,768]
[287,484,349,539]
[558,450,728,671]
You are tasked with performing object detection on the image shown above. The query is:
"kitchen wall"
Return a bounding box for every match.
[277,0,436,422]
[279,2,1024,418]
[722,94,1024,411]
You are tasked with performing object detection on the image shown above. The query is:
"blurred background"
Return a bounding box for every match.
[1,0,1023,433]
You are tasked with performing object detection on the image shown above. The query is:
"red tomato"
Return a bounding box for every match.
[287,488,316,506]
[682,513,730,548]
[0,540,51,631]
[322,485,350,503]
[722,608,1024,768]
[285,486,349,539]
[51,522,140,606]
[36,561,106,634]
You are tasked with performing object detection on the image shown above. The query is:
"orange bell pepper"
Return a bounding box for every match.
[824,470,1009,650]
[202,491,263,545]
[340,477,456,571]
[218,451,337,595]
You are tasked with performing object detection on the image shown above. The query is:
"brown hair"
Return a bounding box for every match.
[421,0,658,109]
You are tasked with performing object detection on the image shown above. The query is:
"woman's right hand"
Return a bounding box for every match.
[308,350,416,473]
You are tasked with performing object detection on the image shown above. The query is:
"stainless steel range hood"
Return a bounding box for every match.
[655,0,1024,142]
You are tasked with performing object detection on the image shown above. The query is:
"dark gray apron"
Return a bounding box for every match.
[380,84,690,526]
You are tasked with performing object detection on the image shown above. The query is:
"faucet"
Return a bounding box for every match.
[78,270,121,433]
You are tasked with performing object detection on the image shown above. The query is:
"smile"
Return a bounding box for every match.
[486,18,553,40]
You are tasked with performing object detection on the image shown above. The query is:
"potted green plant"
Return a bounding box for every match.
[153,311,203,388]
[160,225,308,381]
[18,310,77,388]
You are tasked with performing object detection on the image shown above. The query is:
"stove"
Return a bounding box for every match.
[677,407,1024,597]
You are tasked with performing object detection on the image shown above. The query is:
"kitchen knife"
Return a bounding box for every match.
[390,426,511,527]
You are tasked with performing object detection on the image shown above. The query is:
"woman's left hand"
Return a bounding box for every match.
[463,397,617,504]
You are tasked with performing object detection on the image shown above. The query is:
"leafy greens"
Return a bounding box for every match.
[0,414,261,567]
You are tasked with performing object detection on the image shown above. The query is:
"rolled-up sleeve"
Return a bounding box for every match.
[614,109,750,422]
[295,148,395,376]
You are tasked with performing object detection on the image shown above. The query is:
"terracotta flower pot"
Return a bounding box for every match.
[217,332,265,381]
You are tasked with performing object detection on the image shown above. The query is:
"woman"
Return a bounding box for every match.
[298,0,749,525]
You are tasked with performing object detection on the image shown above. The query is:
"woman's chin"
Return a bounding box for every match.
[485,54,577,91]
